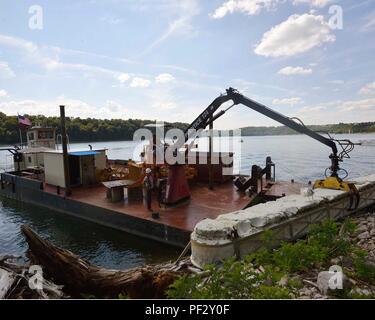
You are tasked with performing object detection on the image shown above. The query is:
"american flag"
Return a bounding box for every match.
[17,114,32,127]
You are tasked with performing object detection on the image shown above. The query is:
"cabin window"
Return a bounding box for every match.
[28,156,32,163]
[28,132,35,141]
[38,131,54,139]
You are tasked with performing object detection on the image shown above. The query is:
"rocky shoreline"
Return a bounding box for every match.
[294,212,375,299]
[1,213,375,299]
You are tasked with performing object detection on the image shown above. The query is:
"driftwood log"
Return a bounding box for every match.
[20,225,191,299]
[0,254,64,299]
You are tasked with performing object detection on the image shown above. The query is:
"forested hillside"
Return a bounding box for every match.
[240,122,375,136]
[0,112,374,145]
[0,112,188,144]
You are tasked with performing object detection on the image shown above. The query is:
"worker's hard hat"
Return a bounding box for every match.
[145,168,152,174]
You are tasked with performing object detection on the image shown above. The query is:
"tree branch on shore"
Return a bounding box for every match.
[21,225,189,298]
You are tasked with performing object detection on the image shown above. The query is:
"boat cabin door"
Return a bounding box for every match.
[80,155,96,186]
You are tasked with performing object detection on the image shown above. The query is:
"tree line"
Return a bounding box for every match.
[0,112,374,145]
[0,112,188,145]
[240,122,375,136]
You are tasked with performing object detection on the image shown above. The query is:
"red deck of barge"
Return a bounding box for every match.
[44,180,303,233]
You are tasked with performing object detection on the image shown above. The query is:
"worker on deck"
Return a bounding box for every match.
[143,168,154,211]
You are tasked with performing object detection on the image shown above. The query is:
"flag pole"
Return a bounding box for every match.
[17,113,24,148]
[19,127,23,148]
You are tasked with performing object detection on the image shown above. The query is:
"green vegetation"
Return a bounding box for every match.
[241,122,375,136]
[167,219,375,299]
[1,111,375,145]
[167,257,295,299]
[0,112,188,145]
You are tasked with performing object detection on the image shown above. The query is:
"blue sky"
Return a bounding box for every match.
[0,0,374,129]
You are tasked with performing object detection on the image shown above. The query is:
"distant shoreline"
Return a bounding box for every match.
[1,112,374,145]
[1,131,375,148]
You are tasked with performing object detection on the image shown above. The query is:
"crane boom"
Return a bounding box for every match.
[182,94,233,143]
[225,88,338,154]
[168,87,358,208]
[180,87,342,177]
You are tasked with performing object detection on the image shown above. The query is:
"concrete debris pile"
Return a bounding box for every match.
[191,174,375,268]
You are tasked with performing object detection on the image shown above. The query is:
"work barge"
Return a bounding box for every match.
[0,119,298,247]
[1,89,375,257]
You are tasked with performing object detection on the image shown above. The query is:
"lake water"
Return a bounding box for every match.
[1,133,375,269]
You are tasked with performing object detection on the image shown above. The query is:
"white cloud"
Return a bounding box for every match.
[292,98,375,125]
[278,66,313,75]
[0,89,8,97]
[0,98,90,118]
[0,61,15,78]
[0,34,37,53]
[130,77,151,88]
[254,14,335,57]
[359,82,375,95]
[292,0,332,8]
[0,97,133,119]
[0,34,135,83]
[155,73,175,83]
[117,73,130,83]
[298,105,326,113]
[211,0,333,19]
[0,34,59,69]
[211,0,278,19]
[272,97,303,105]
[45,60,135,85]
[338,99,375,112]
[294,101,336,124]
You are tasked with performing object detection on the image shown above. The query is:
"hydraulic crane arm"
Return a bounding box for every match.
[173,87,358,207]
[224,88,338,155]
[182,93,234,144]
[224,88,341,177]
[180,87,350,178]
